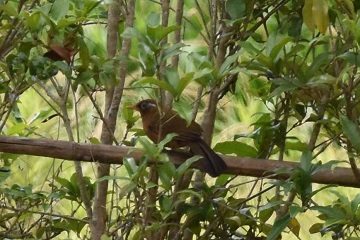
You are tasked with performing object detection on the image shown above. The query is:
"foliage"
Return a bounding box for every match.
[1,0,360,239]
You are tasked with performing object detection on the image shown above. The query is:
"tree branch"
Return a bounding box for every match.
[0,135,358,188]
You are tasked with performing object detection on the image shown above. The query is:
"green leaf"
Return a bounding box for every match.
[118,181,137,199]
[122,27,145,41]
[238,40,263,55]
[158,162,175,190]
[177,72,195,98]
[160,195,173,218]
[76,69,94,84]
[0,167,11,183]
[266,214,291,240]
[339,115,360,153]
[308,184,336,200]
[35,226,45,239]
[24,11,43,32]
[88,137,101,144]
[147,25,180,45]
[318,160,343,173]
[269,36,293,61]
[54,177,75,195]
[289,205,305,218]
[158,133,178,151]
[0,4,19,18]
[147,12,161,27]
[136,77,176,96]
[302,0,315,31]
[288,216,301,237]
[53,218,86,233]
[123,157,139,175]
[214,141,258,158]
[270,77,302,86]
[259,201,283,212]
[284,139,308,152]
[350,194,360,214]
[78,38,91,71]
[81,0,102,17]
[288,16,303,38]
[160,42,186,63]
[54,61,71,78]
[172,101,194,125]
[307,74,336,87]
[138,43,156,76]
[49,0,69,22]
[176,156,201,176]
[164,67,180,94]
[311,205,347,220]
[268,83,298,98]
[122,101,140,128]
[309,223,324,234]
[218,51,241,78]
[138,137,158,157]
[292,168,312,204]
[6,123,27,135]
[187,52,213,69]
[300,150,312,172]
[308,52,330,73]
[225,0,246,19]
[193,68,213,80]
[259,204,276,223]
[286,44,306,60]
[313,0,329,34]
[338,52,360,67]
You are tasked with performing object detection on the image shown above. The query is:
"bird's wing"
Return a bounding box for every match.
[144,120,161,143]
[173,131,201,141]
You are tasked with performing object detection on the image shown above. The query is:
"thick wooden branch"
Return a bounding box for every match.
[0,135,358,188]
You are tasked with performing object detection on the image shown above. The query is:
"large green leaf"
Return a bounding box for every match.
[122,27,146,41]
[214,141,258,158]
[338,52,360,67]
[136,77,176,96]
[225,0,246,19]
[49,0,69,22]
[158,162,176,191]
[269,36,293,61]
[164,67,180,94]
[177,72,195,98]
[300,150,312,172]
[268,83,298,98]
[0,3,20,18]
[147,12,161,27]
[176,156,201,176]
[339,115,360,152]
[313,0,329,34]
[266,214,291,240]
[218,51,241,78]
[160,42,186,63]
[302,0,315,31]
[147,25,180,45]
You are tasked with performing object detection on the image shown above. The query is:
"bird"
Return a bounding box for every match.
[130,99,227,177]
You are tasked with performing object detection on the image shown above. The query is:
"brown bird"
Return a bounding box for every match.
[131,99,227,177]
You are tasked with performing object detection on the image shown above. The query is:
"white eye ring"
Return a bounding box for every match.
[140,101,157,109]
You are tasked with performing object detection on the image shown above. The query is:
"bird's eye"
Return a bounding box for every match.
[139,101,156,110]
[139,102,148,110]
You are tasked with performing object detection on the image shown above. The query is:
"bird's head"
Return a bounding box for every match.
[130,99,158,115]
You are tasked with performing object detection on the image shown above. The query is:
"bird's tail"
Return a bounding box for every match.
[188,138,227,177]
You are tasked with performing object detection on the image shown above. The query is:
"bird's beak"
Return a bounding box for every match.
[127,104,137,111]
